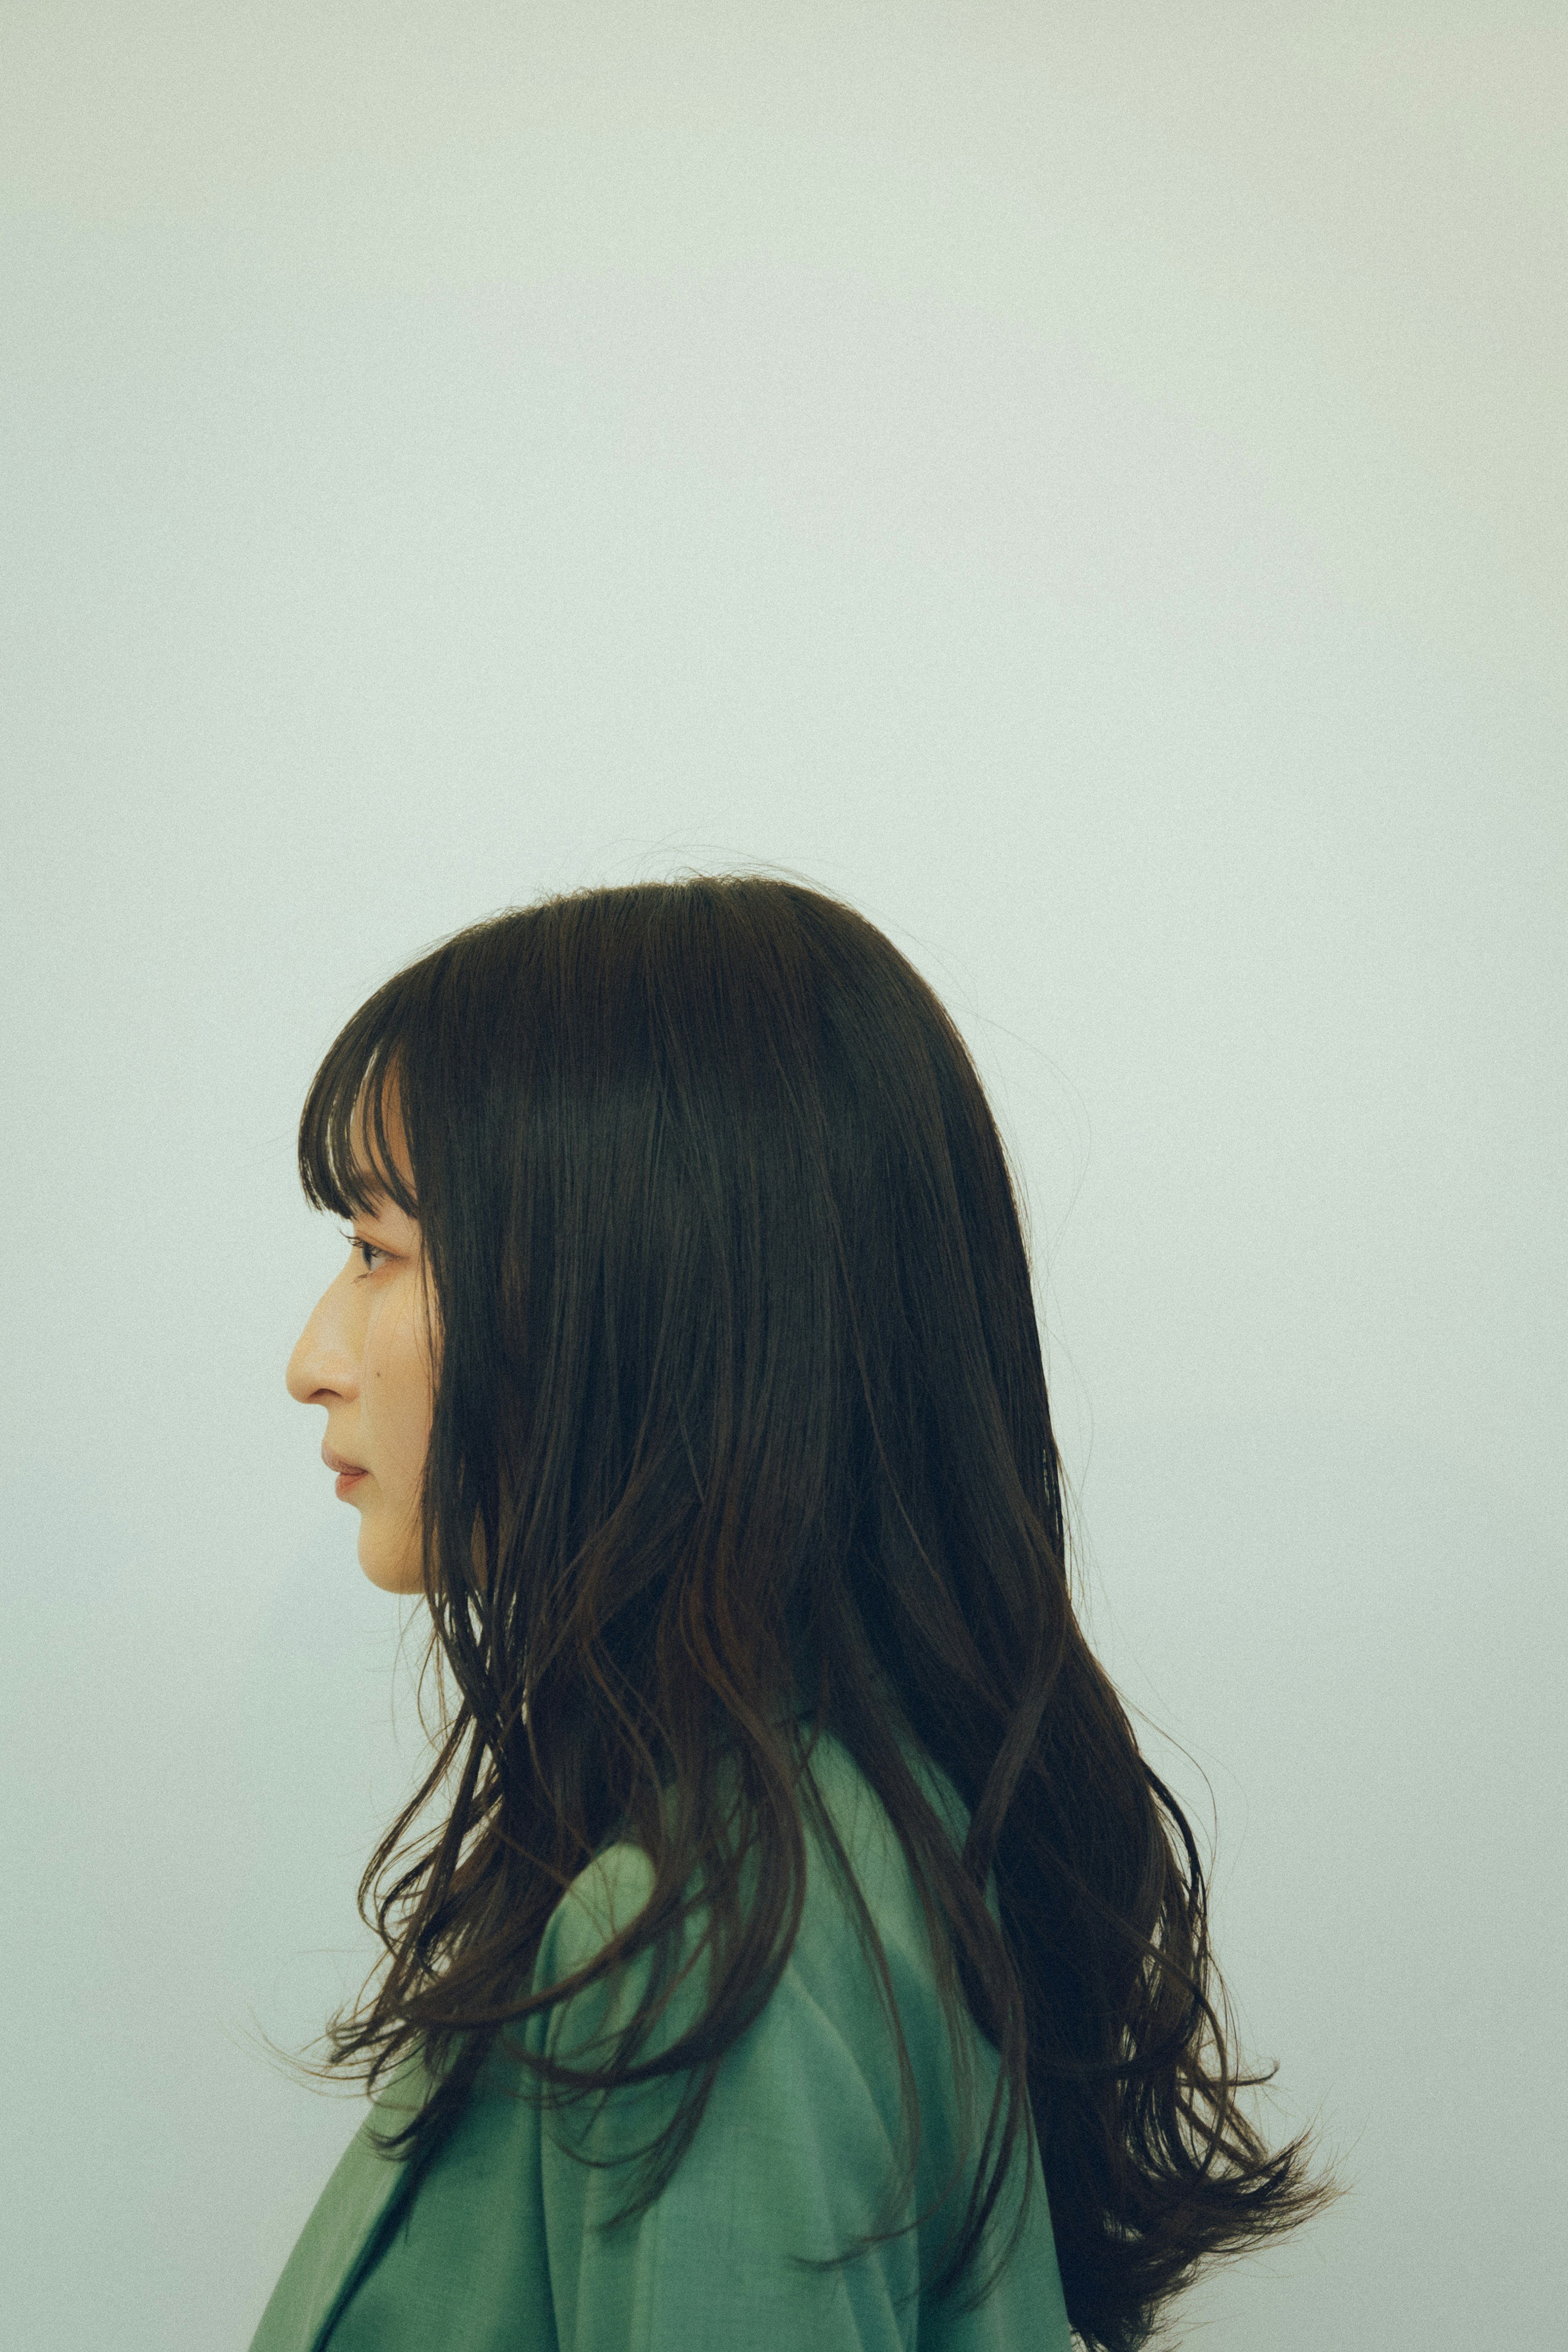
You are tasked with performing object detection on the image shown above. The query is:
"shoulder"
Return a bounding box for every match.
[533,1722,973,2032]
[546,1836,659,1970]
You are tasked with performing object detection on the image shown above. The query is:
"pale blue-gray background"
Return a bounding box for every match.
[2,5,1562,2346]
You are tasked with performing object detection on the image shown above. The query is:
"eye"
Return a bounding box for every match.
[339,1229,388,1275]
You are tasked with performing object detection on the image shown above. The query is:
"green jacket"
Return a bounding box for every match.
[247,1717,1072,2350]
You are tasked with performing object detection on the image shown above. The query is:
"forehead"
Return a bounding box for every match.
[346,1077,416,1212]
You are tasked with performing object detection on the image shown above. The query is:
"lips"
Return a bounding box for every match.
[322,1444,367,1475]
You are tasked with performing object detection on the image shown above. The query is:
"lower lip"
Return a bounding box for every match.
[335,1469,369,1497]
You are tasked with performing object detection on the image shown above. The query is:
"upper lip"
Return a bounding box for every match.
[322,1444,367,1474]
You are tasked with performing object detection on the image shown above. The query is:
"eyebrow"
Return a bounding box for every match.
[351,1179,418,1223]
[342,1149,388,1196]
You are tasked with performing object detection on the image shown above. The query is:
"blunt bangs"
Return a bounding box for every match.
[297,980,423,1224]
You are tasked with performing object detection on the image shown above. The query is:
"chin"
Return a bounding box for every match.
[358,1542,425,1595]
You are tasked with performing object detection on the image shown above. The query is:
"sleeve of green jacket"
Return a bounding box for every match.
[535,1840,922,2350]
[247,1728,1072,2352]
[313,1839,922,2351]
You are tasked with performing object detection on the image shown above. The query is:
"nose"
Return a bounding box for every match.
[286,1272,359,1406]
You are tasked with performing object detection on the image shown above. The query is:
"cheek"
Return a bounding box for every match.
[376,1313,434,1464]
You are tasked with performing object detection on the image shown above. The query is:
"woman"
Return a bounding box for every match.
[253,874,1335,2352]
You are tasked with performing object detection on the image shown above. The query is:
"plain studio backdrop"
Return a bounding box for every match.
[2,6,1563,2347]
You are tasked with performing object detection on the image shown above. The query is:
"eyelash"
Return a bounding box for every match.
[339,1231,388,1274]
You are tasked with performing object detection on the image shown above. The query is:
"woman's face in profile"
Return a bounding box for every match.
[285,1096,436,1594]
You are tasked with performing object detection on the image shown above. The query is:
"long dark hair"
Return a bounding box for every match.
[278,872,1337,2350]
